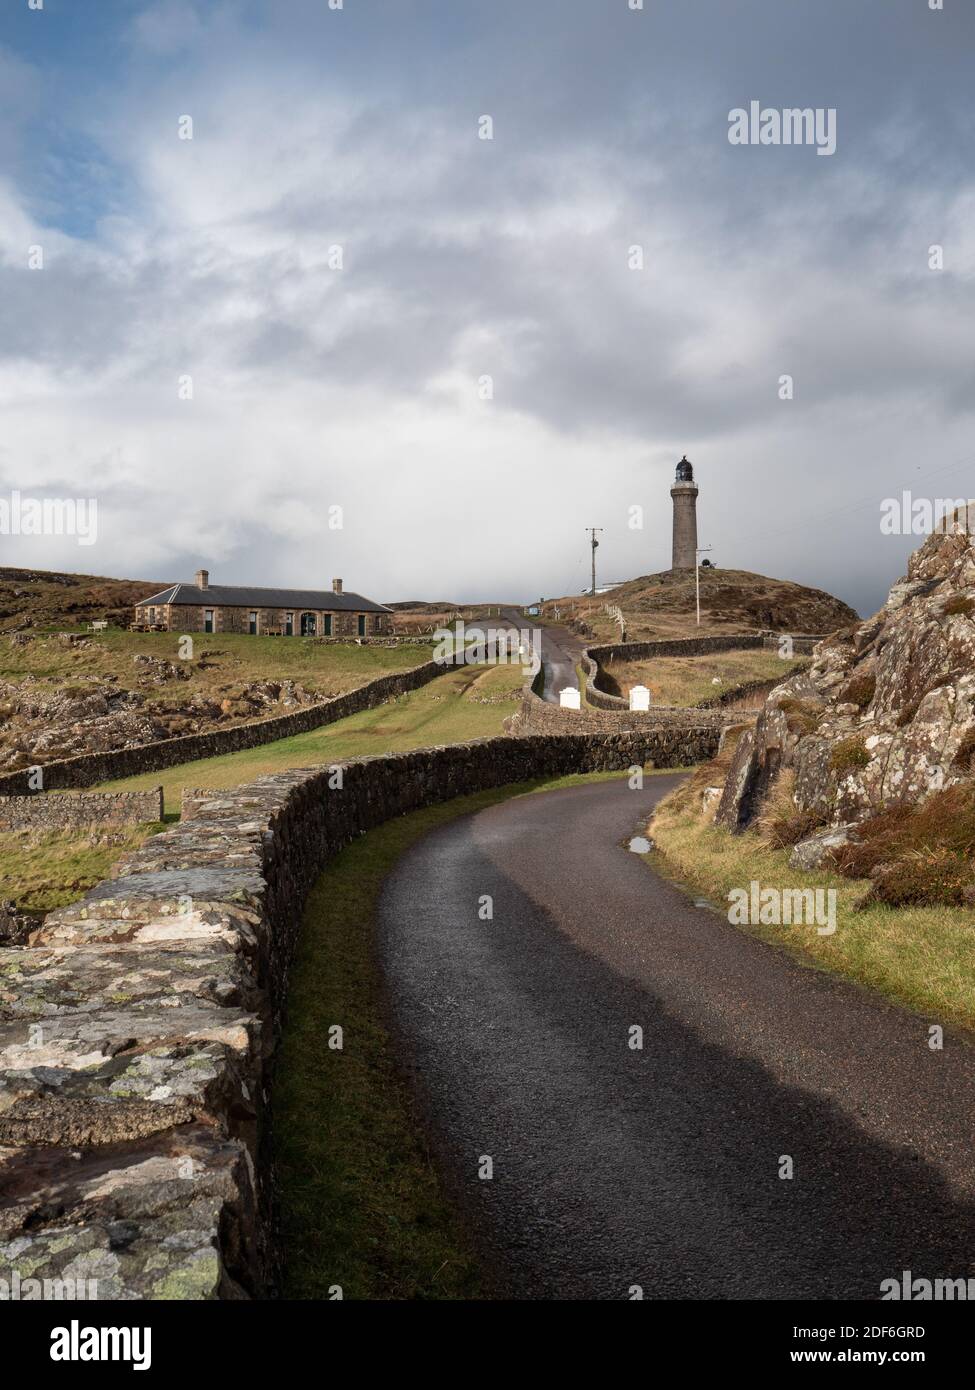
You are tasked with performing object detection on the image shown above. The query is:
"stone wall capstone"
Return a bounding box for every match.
[0,728,718,1300]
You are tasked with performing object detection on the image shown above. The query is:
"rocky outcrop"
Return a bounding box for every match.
[717,511,975,832]
[0,673,326,773]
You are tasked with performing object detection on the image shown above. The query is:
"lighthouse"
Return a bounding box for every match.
[670,455,699,570]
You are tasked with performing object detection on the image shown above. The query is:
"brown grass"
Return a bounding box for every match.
[825,785,975,908]
[603,650,803,708]
[539,567,857,646]
[833,785,975,876]
[649,786,975,1031]
[0,824,163,913]
[952,727,975,772]
[864,849,971,908]
[830,737,869,773]
[776,696,822,736]
[840,672,876,709]
[756,770,828,848]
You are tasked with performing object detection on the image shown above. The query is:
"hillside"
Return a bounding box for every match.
[0,629,433,773]
[541,567,859,644]
[715,508,975,906]
[0,566,160,632]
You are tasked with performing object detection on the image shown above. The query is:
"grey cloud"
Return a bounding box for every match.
[1,0,973,618]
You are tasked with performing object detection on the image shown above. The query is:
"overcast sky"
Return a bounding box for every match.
[1,0,973,616]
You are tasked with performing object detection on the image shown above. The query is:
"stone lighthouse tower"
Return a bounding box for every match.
[670,455,699,570]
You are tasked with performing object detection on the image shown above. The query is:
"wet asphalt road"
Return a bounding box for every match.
[535,620,587,703]
[378,775,975,1300]
[479,607,586,703]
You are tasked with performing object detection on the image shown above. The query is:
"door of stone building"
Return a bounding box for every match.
[358,614,366,637]
[249,611,258,635]
[323,614,333,637]
[285,613,293,636]
[300,612,316,636]
[205,610,214,634]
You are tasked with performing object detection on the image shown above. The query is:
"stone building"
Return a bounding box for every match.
[134,571,393,637]
[671,455,699,570]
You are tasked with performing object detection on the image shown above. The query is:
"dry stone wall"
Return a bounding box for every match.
[0,657,450,797]
[509,688,736,736]
[0,789,163,834]
[762,634,823,655]
[0,729,717,1301]
[583,635,767,709]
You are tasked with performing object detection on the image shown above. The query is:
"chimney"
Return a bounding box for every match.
[332,578,343,594]
[196,569,210,590]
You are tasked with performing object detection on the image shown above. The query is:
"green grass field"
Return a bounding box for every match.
[0,627,435,703]
[98,662,528,814]
[0,824,164,914]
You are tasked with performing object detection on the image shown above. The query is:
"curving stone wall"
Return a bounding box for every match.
[509,687,741,735]
[580,635,822,714]
[0,657,450,798]
[0,728,718,1301]
[582,635,767,708]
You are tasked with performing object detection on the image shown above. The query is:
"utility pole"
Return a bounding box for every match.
[587,527,604,598]
[695,545,713,627]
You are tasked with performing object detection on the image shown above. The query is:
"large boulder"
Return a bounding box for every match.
[716,507,975,831]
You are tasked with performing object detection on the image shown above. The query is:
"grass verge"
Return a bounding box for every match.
[0,824,164,913]
[649,784,975,1034]
[273,780,549,1300]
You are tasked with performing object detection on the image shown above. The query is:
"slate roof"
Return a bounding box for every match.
[134,583,392,614]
